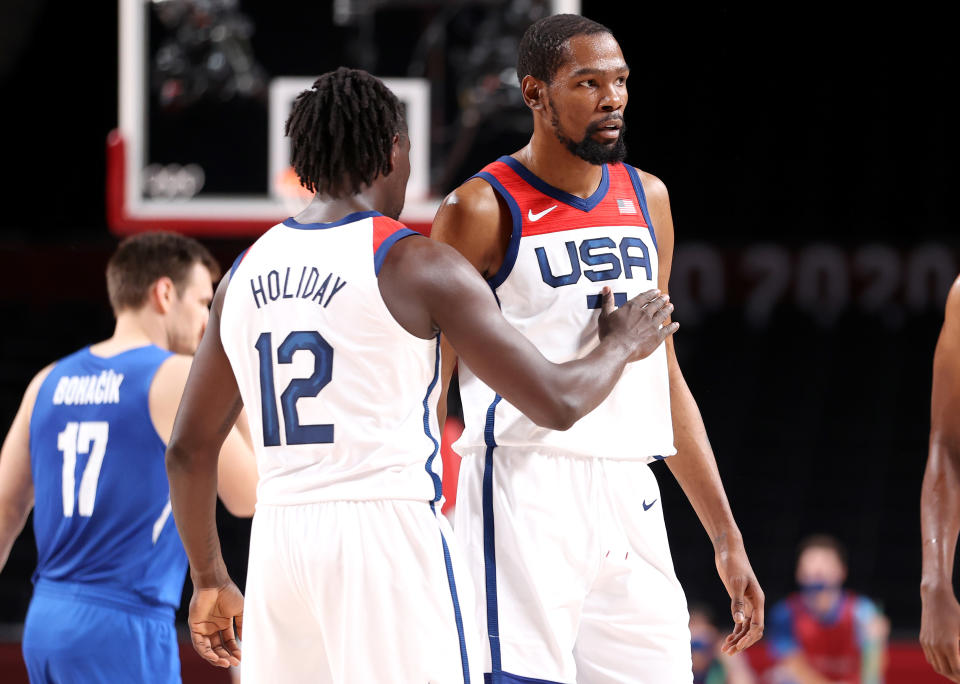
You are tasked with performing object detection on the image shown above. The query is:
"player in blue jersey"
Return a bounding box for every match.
[921,275,960,682]
[0,232,258,683]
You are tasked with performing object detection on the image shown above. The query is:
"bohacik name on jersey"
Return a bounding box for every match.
[52,370,124,406]
[249,266,347,309]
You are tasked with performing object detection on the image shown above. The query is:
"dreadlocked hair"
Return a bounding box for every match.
[285,67,406,197]
[517,14,612,84]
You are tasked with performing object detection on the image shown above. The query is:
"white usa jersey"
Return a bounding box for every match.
[221,211,444,506]
[455,157,675,462]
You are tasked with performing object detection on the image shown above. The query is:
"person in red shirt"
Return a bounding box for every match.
[767,535,888,684]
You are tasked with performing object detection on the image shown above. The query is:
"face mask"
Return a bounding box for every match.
[799,581,841,594]
[691,638,713,653]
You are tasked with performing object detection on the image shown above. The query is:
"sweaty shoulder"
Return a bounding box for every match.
[431,177,511,277]
[149,354,193,443]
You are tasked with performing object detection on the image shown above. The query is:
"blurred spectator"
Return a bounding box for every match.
[690,603,757,684]
[767,535,888,684]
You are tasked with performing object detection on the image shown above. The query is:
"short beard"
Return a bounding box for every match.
[550,107,628,165]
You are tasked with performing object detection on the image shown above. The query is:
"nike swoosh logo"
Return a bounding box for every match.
[642,499,657,511]
[527,205,558,222]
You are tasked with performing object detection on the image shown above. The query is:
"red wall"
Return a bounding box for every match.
[742,641,946,684]
[0,641,947,682]
[0,642,230,683]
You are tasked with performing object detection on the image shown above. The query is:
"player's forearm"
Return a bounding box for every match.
[666,368,742,547]
[920,441,960,594]
[504,338,631,431]
[0,500,31,572]
[553,338,635,426]
[166,444,229,586]
[459,316,633,431]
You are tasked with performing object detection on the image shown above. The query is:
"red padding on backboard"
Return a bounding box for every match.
[105,130,433,238]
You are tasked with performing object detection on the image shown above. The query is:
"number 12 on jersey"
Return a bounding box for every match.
[254,331,335,446]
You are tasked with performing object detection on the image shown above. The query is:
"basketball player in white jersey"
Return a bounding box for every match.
[921,275,960,682]
[165,67,679,684]
[431,15,764,683]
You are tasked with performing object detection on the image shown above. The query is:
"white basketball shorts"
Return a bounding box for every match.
[454,448,693,684]
[241,499,483,683]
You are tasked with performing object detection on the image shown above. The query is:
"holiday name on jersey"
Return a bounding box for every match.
[51,370,124,406]
[250,266,347,309]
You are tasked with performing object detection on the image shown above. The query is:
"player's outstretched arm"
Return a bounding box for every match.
[920,276,960,683]
[0,365,51,573]
[380,237,677,431]
[430,180,507,429]
[641,171,764,653]
[165,274,244,668]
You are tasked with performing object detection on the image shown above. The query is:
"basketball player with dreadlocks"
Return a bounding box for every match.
[921,275,960,683]
[166,67,679,683]
[431,15,764,683]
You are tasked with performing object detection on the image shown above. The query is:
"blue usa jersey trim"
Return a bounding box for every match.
[421,336,443,502]
[373,228,420,276]
[482,394,504,672]
[624,165,658,252]
[229,248,250,279]
[283,210,382,230]
[485,671,567,684]
[498,155,609,212]
[472,172,522,291]
[430,501,472,684]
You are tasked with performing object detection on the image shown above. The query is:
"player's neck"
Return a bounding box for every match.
[514,136,606,199]
[295,192,384,224]
[90,310,169,357]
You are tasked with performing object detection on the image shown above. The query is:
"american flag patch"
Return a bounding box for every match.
[617,198,637,214]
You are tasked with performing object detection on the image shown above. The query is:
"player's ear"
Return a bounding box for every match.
[152,276,176,314]
[386,133,400,175]
[521,75,546,111]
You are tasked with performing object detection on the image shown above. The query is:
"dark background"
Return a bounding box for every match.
[0,1,957,642]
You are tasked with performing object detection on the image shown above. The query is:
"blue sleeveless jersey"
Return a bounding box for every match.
[29,345,188,612]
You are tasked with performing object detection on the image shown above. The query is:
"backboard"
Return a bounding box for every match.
[109,0,440,237]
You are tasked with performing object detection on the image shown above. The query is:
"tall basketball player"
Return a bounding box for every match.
[165,67,678,684]
[0,232,257,683]
[430,15,764,683]
[921,275,960,683]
